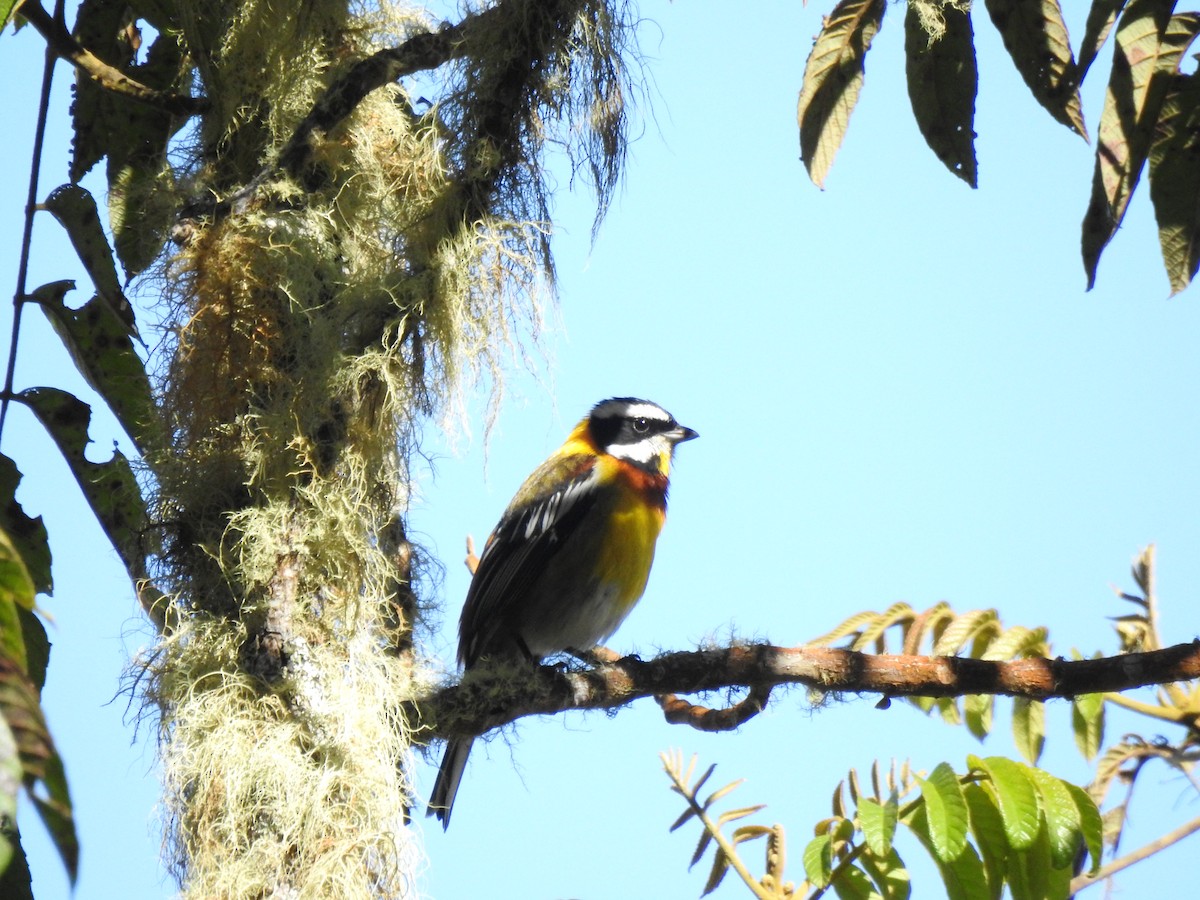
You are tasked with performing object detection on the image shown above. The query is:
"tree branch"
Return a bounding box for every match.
[211,1,515,219]
[414,640,1200,741]
[16,0,205,116]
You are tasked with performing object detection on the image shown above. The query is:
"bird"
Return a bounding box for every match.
[428,396,698,828]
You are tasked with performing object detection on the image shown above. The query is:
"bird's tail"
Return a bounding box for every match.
[428,737,473,829]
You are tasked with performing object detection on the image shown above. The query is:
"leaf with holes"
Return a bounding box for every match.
[797,0,887,188]
[983,0,1085,137]
[17,388,147,582]
[904,0,977,186]
[39,184,138,336]
[30,280,155,452]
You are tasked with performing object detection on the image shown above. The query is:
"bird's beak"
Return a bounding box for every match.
[670,424,699,444]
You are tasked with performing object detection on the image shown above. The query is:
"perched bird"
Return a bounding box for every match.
[429,397,698,827]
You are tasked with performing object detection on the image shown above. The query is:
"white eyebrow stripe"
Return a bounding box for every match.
[620,401,671,422]
[591,398,671,423]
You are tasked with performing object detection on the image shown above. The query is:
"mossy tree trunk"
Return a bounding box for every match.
[14,0,635,895]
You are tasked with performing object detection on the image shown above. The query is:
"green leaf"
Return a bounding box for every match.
[916,762,969,862]
[0,455,50,597]
[904,0,977,186]
[853,602,914,653]
[701,846,730,896]
[0,527,34,620]
[934,696,962,727]
[857,846,911,900]
[1025,767,1081,870]
[69,0,143,181]
[963,783,1005,900]
[0,712,19,878]
[858,795,898,857]
[108,158,172,281]
[1011,698,1045,766]
[981,625,1048,661]
[803,832,834,888]
[0,574,29,678]
[16,387,148,582]
[29,281,155,453]
[904,803,989,900]
[814,608,887,645]
[797,0,887,188]
[1077,0,1129,84]
[964,693,993,740]
[14,610,47,695]
[1082,1,1200,288]
[0,0,19,33]
[1072,693,1105,761]
[1004,816,1059,900]
[968,756,1040,851]
[0,824,33,900]
[831,863,875,900]
[1064,782,1103,875]
[931,608,998,656]
[103,32,190,279]
[983,0,1086,137]
[1149,65,1200,294]
[0,658,77,883]
[39,184,138,336]
[689,822,714,868]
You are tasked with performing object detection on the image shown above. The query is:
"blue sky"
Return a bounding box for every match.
[5,2,1200,898]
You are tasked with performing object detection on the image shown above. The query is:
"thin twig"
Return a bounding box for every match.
[0,0,61,447]
[662,753,775,900]
[1069,812,1200,894]
[1103,690,1199,728]
[16,0,205,116]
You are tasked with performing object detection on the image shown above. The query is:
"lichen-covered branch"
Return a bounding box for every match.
[273,3,510,181]
[418,640,1200,741]
[16,0,205,116]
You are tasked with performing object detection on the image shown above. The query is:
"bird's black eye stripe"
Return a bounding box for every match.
[587,398,674,448]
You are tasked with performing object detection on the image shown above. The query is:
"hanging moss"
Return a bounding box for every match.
[129,1,640,895]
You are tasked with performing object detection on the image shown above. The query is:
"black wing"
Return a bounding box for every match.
[457,452,600,666]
